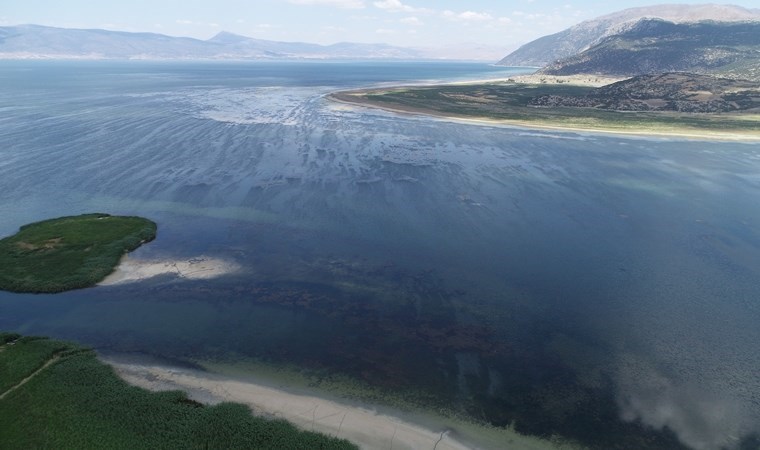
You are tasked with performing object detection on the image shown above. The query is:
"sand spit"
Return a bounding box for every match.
[328,92,760,142]
[99,255,240,285]
[107,361,471,450]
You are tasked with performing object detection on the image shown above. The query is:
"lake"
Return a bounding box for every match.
[1,61,759,449]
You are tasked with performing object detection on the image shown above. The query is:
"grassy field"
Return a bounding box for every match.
[0,213,157,293]
[331,82,760,139]
[0,332,356,449]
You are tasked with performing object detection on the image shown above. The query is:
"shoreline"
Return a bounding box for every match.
[104,357,472,450]
[328,88,760,143]
[103,356,574,450]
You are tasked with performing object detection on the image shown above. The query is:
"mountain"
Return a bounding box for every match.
[497,4,760,67]
[0,25,424,60]
[206,31,423,59]
[529,72,760,113]
[539,19,760,81]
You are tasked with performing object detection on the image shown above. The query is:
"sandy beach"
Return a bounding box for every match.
[99,254,240,286]
[106,359,472,450]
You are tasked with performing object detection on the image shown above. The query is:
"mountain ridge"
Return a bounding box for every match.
[497,4,760,67]
[0,24,428,60]
[539,19,760,81]
[0,24,508,61]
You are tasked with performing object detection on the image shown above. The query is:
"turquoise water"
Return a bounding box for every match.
[1,61,760,449]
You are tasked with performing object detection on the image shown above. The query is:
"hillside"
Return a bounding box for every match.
[0,24,423,60]
[539,20,760,81]
[497,4,760,67]
[529,72,760,113]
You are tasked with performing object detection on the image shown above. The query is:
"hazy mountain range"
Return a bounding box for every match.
[0,25,418,60]
[0,24,507,61]
[498,4,760,67]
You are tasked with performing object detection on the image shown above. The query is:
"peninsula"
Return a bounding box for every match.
[329,74,760,140]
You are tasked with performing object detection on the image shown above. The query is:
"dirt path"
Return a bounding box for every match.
[0,356,60,400]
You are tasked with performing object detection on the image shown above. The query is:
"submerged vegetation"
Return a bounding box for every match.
[331,80,760,139]
[0,332,355,449]
[0,213,156,293]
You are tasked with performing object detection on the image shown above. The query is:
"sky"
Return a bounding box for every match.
[3,1,759,51]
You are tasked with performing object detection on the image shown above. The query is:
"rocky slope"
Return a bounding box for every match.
[539,20,760,81]
[529,72,760,113]
[497,4,760,67]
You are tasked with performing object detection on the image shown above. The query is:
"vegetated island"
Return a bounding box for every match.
[0,332,355,449]
[0,213,157,293]
[329,73,760,140]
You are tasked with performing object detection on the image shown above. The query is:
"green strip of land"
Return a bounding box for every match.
[0,213,157,293]
[0,332,355,449]
[330,82,760,141]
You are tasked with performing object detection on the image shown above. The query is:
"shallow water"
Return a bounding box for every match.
[1,61,760,449]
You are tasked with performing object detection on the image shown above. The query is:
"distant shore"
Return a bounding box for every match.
[328,76,760,142]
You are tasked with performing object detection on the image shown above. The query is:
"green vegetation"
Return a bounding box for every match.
[0,333,356,449]
[332,82,760,139]
[0,213,157,293]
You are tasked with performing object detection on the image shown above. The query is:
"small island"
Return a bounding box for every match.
[0,213,157,293]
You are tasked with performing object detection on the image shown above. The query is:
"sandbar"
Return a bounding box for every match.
[99,255,240,285]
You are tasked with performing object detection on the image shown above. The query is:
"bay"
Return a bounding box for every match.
[1,60,759,449]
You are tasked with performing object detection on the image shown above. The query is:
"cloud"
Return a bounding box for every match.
[176,19,194,25]
[288,0,365,8]
[375,28,397,34]
[373,0,410,12]
[615,353,758,450]
[373,0,422,13]
[400,16,423,26]
[443,10,493,22]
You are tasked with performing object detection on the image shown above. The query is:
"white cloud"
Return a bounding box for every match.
[373,0,410,12]
[400,16,423,26]
[375,28,397,34]
[176,19,194,25]
[443,10,493,22]
[373,0,421,13]
[461,11,492,21]
[288,0,365,8]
